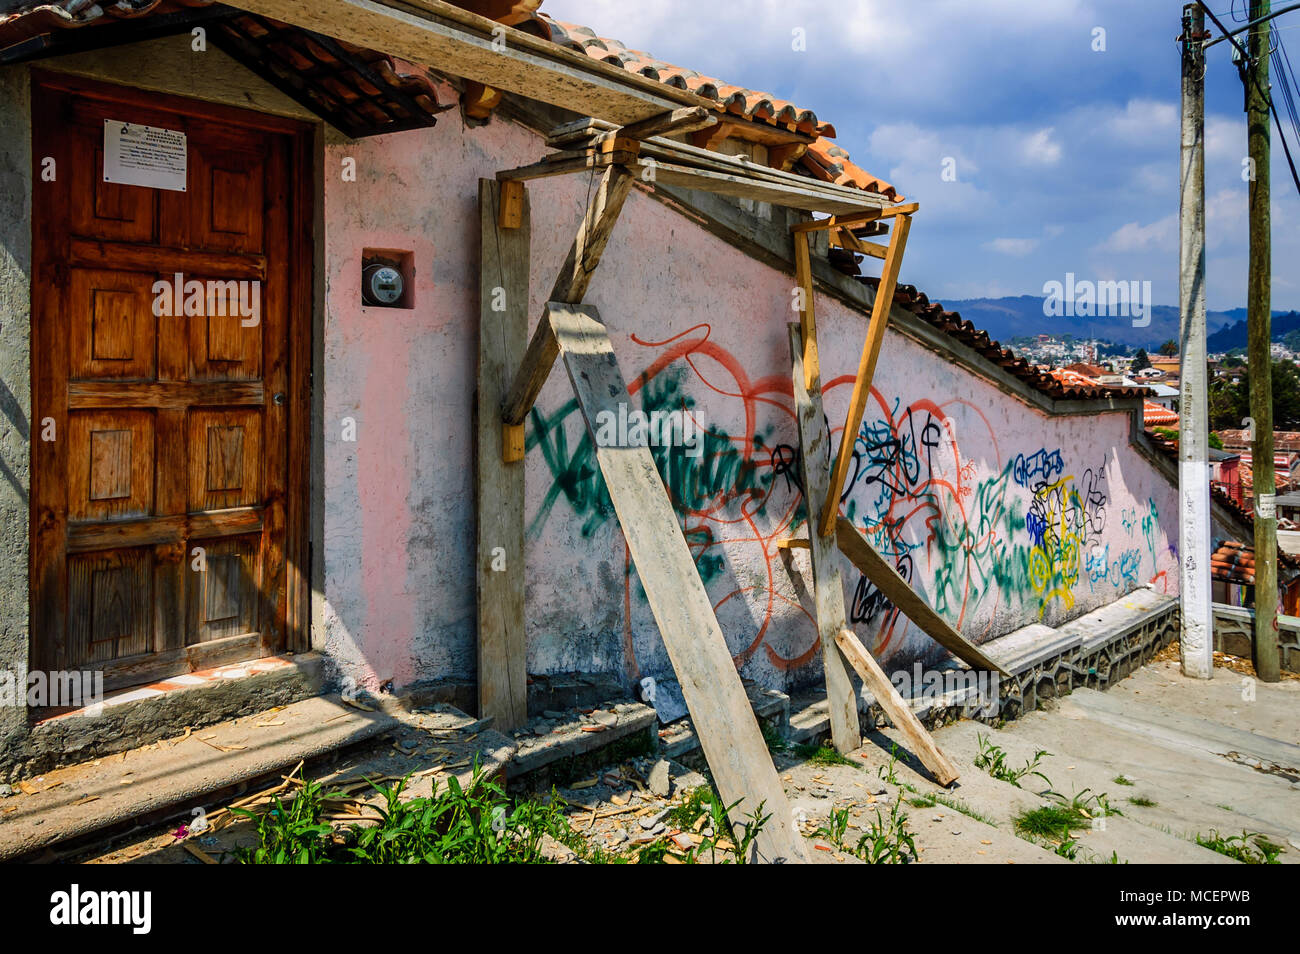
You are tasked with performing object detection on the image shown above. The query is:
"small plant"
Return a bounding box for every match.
[1102,850,1127,864]
[1044,787,1122,822]
[1054,835,1080,860]
[1014,804,1083,840]
[929,791,998,827]
[1128,796,1157,807]
[793,741,854,768]
[762,722,789,754]
[662,785,769,863]
[667,786,717,829]
[234,767,564,864]
[974,733,1051,789]
[855,800,918,864]
[1196,830,1283,864]
[1112,775,1135,786]
[877,742,905,785]
[815,806,851,847]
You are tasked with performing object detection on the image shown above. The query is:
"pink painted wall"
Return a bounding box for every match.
[319,97,1180,695]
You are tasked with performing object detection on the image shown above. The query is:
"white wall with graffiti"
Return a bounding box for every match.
[318,102,1180,697]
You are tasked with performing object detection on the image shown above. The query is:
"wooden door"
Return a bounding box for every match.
[30,74,312,693]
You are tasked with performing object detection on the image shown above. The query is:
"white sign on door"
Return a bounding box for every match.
[103,119,187,192]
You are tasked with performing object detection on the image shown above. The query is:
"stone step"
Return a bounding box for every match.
[0,694,398,862]
[505,701,657,776]
[926,720,1240,864]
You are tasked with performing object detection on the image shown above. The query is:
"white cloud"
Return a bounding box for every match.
[984,237,1040,256]
[1093,214,1177,254]
[1021,127,1063,165]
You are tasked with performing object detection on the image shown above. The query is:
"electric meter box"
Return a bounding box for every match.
[361,249,414,309]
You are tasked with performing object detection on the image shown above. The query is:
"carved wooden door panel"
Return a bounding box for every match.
[31,74,309,692]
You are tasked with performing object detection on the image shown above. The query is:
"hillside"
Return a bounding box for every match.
[935,295,1253,350]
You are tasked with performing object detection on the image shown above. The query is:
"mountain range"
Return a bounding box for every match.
[935,295,1293,351]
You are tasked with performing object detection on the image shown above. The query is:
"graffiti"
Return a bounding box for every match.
[848,552,914,625]
[527,369,771,587]
[522,320,1176,681]
[1013,448,1065,488]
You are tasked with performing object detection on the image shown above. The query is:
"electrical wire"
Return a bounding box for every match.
[1196,0,1300,198]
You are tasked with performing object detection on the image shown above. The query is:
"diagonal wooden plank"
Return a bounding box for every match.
[836,516,1009,677]
[818,211,912,537]
[551,302,807,863]
[501,165,634,427]
[475,179,530,729]
[789,324,861,755]
[833,629,960,787]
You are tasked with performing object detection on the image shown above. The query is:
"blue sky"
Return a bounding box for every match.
[551,0,1300,312]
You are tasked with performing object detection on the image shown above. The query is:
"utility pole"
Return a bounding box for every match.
[1179,3,1214,679]
[1246,0,1281,681]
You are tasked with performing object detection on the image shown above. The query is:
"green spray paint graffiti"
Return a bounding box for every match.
[525,369,772,587]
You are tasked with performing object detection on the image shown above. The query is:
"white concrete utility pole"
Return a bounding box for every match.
[1179,3,1214,679]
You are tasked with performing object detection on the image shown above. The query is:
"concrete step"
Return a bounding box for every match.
[505,701,657,776]
[928,720,1238,864]
[1065,686,1300,771]
[991,699,1300,860]
[0,694,398,862]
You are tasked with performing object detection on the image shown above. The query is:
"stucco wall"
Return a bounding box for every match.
[0,66,32,740]
[0,40,1186,711]
[319,106,1181,697]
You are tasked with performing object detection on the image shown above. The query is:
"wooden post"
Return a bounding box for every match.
[476,178,530,729]
[789,323,861,755]
[835,517,1008,676]
[818,212,912,537]
[1247,0,1280,682]
[793,232,820,393]
[1178,3,1214,680]
[501,165,634,427]
[552,302,808,863]
[833,629,960,786]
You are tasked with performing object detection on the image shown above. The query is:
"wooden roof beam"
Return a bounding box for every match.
[231,0,706,124]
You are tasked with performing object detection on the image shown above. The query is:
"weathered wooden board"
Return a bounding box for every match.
[788,324,861,755]
[233,0,703,124]
[819,212,911,535]
[476,178,530,729]
[833,629,960,787]
[836,516,1009,676]
[553,302,807,863]
[646,159,880,214]
[502,165,633,426]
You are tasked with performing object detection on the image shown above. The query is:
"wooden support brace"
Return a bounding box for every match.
[552,301,808,863]
[833,629,960,787]
[476,178,530,729]
[818,211,913,537]
[610,105,716,142]
[788,323,862,755]
[790,202,919,234]
[501,165,634,427]
[497,179,525,230]
[831,228,888,260]
[498,151,629,182]
[793,232,819,394]
[502,422,525,462]
[836,516,1009,676]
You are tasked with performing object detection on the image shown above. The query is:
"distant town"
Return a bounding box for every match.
[1001,330,1300,534]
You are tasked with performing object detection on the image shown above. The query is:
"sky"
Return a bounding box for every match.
[549,0,1300,312]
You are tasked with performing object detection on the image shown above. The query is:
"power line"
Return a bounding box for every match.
[1195,0,1300,198]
